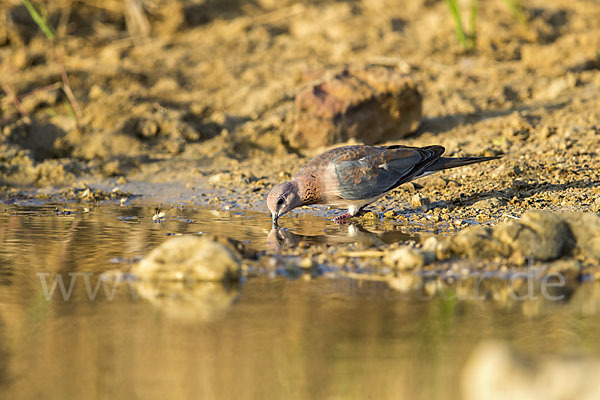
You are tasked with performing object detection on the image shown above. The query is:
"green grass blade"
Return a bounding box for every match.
[468,0,479,49]
[445,0,467,48]
[503,0,527,24]
[22,0,55,40]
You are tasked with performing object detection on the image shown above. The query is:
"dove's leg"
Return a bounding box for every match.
[333,212,352,222]
[333,205,365,222]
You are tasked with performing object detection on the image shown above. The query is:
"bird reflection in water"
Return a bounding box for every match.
[266,222,419,251]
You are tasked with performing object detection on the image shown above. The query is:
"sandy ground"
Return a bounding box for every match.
[1,0,599,221]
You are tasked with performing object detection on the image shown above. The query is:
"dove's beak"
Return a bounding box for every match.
[272,212,279,225]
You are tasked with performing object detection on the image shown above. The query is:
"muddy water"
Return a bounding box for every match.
[1,205,600,400]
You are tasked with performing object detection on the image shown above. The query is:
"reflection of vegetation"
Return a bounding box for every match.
[416,288,457,399]
[445,0,527,51]
[418,289,457,355]
[27,290,50,328]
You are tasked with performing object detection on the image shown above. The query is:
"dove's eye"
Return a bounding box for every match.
[277,198,284,207]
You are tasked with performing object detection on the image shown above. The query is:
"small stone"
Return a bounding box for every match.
[209,172,232,185]
[299,257,314,269]
[403,182,418,192]
[137,118,159,138]
[422,236,440,253]
[483,149,498,157]
[134,236,241,281]
[10,48,28,69]
[211,112,226,125]
[412,193,430,208]
[592,197,600,213]
[383,246,435,270]
[116,176,127,185]
[89,84,106,100]
[362,211,377,220]
[424,176,447,188]
[102,160,121,177]
[539,125,556,138]
[79,188,91,200]
[449,225,512,259]
[383,210,397,218]
[472,197,504,210]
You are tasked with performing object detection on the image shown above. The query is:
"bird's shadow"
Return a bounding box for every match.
[430,178,600,210]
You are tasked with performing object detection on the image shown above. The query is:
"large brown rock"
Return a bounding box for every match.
[291,66,422,149]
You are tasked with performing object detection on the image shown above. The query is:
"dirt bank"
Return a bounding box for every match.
[1,0,599,220]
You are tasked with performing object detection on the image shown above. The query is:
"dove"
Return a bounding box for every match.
[267,144,500,224]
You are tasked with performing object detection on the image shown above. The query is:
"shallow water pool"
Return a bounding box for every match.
[1,204,600,400]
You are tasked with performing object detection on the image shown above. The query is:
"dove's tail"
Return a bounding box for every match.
[427,155,502,172]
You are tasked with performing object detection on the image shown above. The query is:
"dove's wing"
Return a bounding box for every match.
[332,145,445,200]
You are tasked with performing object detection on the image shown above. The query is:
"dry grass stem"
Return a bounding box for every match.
[1,79,27,117]
[125,0,150,40]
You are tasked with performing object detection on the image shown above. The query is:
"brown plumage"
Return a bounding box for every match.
[267,144,500,224]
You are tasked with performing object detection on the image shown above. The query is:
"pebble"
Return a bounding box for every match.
[362,211,378,220]
[383,210,397,218]
[472,197,503,210]
[412,193,430,208]
[209,172,233,185]
[299,257,314,269]
[383,246,436,270]
[592,197,600,213]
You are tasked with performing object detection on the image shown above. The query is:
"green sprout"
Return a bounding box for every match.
[445,0,478,51]
[22,0,55,40]
[503,0,528,25]
[446,0,528,51]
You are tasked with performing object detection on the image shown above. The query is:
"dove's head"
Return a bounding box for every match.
[267,181,302,225]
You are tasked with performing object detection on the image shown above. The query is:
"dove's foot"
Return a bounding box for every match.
[333,212,352,223]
